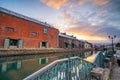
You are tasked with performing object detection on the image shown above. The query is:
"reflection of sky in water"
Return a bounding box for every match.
[0,55,56,80]
[0,52,93,80]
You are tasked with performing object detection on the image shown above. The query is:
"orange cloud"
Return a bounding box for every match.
[62,10,73,22]
[92,0,110,5]
[64,0,110,8]
[40,0,67,9]
[78,0,87,5]
[64,0,86,8]
[65,26,107,41]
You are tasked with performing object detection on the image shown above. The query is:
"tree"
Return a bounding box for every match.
[116,42,120,47]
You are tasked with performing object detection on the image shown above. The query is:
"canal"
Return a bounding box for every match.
[0,51,93,80]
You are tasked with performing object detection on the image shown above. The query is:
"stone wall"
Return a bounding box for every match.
[0,48,93,57]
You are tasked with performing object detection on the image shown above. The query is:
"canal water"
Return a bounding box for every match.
[0,51,93,80]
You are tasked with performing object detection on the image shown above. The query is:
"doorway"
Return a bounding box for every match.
[9,39,18,48]
[40,42,48,48]
[4,38,23,48]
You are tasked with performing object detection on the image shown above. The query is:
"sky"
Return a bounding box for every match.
[0,0,120,43]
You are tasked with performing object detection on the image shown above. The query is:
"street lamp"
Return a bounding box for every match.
[108,35,116,54]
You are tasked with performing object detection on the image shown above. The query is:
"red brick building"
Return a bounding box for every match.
[0,7,59,48]
[59,33,92,49]
[59,33,81,48]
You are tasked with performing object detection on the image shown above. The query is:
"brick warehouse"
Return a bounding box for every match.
[0,7,59,48]
[59,33,93,49]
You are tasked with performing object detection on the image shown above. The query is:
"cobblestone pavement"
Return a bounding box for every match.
[111,59,120,80]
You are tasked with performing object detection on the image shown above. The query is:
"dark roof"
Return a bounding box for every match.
[0,7,54,28]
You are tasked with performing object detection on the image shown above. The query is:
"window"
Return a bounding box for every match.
[72,43,75,48]
[42,42,47,47]
[44,27,47,33]
[31,32,37,36]
[65,42,69,48]
[10,39,18,46]
[40,42,48,48]
[6,27,14,32]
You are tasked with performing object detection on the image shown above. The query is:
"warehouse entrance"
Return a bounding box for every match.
[64,42,69,48]
[4,38,23,48]
[40,42,48,48]
[10,39,18,46]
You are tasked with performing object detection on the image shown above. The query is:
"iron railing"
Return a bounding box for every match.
[24,57,93,80]
[24,51,112,80]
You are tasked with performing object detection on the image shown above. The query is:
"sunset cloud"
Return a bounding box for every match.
[64,0,110,8]
[40,0,110,9]
[64,0,86,8]
[65,26,106,41]
[61,10,73,22]
[64,22,120,42]
[39,0,119,43]
[92,0,110,5]
[40,0,67,9]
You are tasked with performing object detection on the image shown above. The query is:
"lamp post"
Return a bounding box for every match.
[108,35,116,54]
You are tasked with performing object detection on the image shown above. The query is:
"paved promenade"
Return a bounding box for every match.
[111,50,120,80]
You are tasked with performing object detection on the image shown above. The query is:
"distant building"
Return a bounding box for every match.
[59,33,76,48]
[83,41,93,48]
[0,7,59,48]
[59,33,90,49]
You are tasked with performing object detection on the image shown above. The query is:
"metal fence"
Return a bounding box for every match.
[24,50,112,80]
[24,57,93,80]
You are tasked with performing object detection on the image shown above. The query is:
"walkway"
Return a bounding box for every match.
[111,58,120,80]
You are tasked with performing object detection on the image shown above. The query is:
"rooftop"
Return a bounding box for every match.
[59,33,76,39]
[0,7,54,28]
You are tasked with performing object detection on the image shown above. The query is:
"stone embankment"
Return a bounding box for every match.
[0,48,94,57]
[111,62,120,80]
[111,50,120,80]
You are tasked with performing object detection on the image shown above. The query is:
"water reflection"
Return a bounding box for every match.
[39,58,48,64]
[0,51,93,80]
[0,56,54,80]
[0,61,21,73]
[84,51,93,58]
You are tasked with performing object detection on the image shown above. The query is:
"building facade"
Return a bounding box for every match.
[0,7,59,48]
[59,33,85,49]
[59,33,76,48]
[83,41,93,48]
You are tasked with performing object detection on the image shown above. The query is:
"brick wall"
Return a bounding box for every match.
[0,13,59,48]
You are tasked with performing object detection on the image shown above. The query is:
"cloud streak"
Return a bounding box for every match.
[40,0,120,43]
[40,0,110,9]
[92,0,110,5]
[62,10,73,22]
[65,0,110,8]
[40,0,67,9]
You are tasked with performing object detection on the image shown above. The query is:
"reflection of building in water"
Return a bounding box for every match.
[1,63,7,72]
[0,61,21,73]
[84,51,93,58]
[38,57,58,64]
[17,61,22,69]
[39,58,48,64]
[0,56,59,80]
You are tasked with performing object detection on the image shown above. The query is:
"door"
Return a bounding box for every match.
[4,38,10,48]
